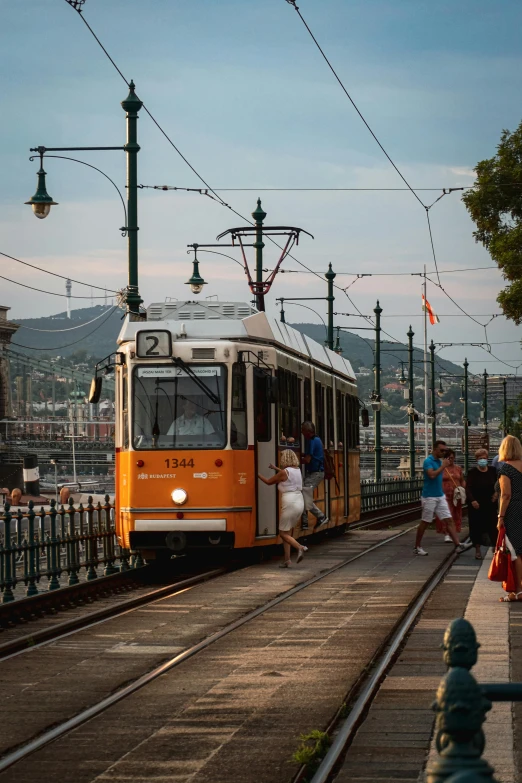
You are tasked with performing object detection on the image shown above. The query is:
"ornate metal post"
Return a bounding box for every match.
[408,325,416,478]
[427,618,497,783]
[430,339,437,449]
[121,81,143,316]
[279,299,286,323]
[252,199,266,311]
[26,501,38,597]
[464,359,469,474]
[374,301,382,480]
[325,264,336,351]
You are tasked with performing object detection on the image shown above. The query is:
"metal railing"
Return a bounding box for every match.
[361,476,423,513]
[0,497,132,603]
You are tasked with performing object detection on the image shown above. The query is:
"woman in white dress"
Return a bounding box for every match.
[258,449,307,568]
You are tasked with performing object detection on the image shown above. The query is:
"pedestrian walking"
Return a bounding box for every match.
[414,440,465,556]
[300,421,328,532]
[466,449,498,560]
[258,449,306,568]
[496,435,522,601]
[435,449,465,543]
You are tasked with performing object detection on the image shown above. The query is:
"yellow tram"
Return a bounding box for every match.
[93,300,361,561]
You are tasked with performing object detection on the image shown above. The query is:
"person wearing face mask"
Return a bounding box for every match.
[466,449,498,559]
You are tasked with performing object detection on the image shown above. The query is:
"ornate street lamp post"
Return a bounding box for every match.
[25,82,143,316]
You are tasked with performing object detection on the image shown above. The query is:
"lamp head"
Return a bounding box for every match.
[25,165,58,219]
[185,253,207,295]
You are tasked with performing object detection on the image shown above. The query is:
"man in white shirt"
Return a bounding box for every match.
[167,398,214,437]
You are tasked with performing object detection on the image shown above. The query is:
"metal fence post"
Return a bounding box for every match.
[26,500,38,597]
[48,499,61,590]
[2,502,15,603]
[86,496,98,580]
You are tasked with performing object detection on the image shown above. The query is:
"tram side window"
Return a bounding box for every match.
[254,369,271,443]
[278,369,300,443]
[304,378,312,422]
[315,382,325,442]
[122,368,129,450]
[327,387,334,448]
[336,390,343,449]
[231,363,247,450]
[345,395,359,449]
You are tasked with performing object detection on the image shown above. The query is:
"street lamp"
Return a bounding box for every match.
[25,154,58,219]
[186,244,207,295]
[25,81,143,316]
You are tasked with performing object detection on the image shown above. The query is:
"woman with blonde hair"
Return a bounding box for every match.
[497,435,522,601]
[258,449,306,568]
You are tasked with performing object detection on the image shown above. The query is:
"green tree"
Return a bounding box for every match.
[462,122,522,323]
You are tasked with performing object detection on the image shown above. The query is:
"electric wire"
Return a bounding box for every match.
[11,306,120,351]
[15,306,117,332]
[0,273,110,299]
[0,251,119,293]
[284,0,425,209]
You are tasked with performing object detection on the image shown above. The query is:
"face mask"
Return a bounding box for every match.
[477,459,488,468]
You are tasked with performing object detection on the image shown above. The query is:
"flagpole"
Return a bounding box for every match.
[423,265,429,458]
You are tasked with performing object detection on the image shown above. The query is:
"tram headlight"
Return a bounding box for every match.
[171,488,188,505]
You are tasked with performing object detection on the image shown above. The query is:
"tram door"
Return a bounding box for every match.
[254,368,278,537]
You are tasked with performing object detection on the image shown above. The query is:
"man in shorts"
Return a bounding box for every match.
[414,439,465,556]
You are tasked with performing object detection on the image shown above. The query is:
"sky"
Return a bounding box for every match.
[1,0,522,378]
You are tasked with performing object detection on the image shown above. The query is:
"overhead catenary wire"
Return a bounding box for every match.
[15,306,117,332]
[0,272,111,299]
[0,251,119,293]
[67,2,515,375]
[284,0,425,209]
[11,306,120,351]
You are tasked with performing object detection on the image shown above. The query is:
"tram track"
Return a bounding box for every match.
[0,525,418,774]
[294,543,471,783]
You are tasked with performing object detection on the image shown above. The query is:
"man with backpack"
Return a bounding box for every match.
[301,421,329,531]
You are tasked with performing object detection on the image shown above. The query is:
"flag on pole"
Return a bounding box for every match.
[422,294,440,325]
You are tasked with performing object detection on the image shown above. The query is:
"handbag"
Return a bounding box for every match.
[445,468,466,506]
[488,529,509,583]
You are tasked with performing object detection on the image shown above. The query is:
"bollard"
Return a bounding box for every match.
[427,619,498,783]
[23,454,40,497]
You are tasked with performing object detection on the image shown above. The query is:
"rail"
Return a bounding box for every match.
[360,476,423,512]
[0,497,132,603]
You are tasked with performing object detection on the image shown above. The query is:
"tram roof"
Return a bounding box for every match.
[118,301,355,381]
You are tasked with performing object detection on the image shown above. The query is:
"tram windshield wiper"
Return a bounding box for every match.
[172,357,221,406]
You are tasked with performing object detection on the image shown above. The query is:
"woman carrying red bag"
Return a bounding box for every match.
[496,435,522,602]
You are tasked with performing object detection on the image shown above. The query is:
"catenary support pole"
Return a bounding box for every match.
[252,199,267,312]
[503,377,508,435]
[374,301,382,480]
[326,264,336,351]
[463,358,469,474]
[121,81,143,316]
[430,340,436,449]
[483,369,488,434]
[423,266,429,458]
[407,325,415,478]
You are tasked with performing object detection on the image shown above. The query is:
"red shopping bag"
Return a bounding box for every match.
[488,529,509,583]
[503,558,517,593]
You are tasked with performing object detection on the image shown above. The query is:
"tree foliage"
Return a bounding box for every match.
[462,122,522,323]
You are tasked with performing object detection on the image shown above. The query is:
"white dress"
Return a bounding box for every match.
[278,467,305,532]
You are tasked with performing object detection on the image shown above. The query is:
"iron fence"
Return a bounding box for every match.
[0,497,132,603]
[361,476,423,513]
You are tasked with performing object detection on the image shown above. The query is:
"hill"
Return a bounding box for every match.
[12,306,123,360]
[290,322,463,376]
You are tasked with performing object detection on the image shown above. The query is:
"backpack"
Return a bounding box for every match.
[323,448,339,490]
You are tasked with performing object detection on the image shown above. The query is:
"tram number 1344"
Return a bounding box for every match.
[164,458,195,468]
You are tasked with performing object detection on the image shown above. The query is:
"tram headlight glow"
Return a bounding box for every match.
[171,488,188,506]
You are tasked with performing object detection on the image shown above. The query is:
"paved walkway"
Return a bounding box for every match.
[464,558,514,783]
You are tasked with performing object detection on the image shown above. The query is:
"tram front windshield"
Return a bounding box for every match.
[133,365,226,449]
